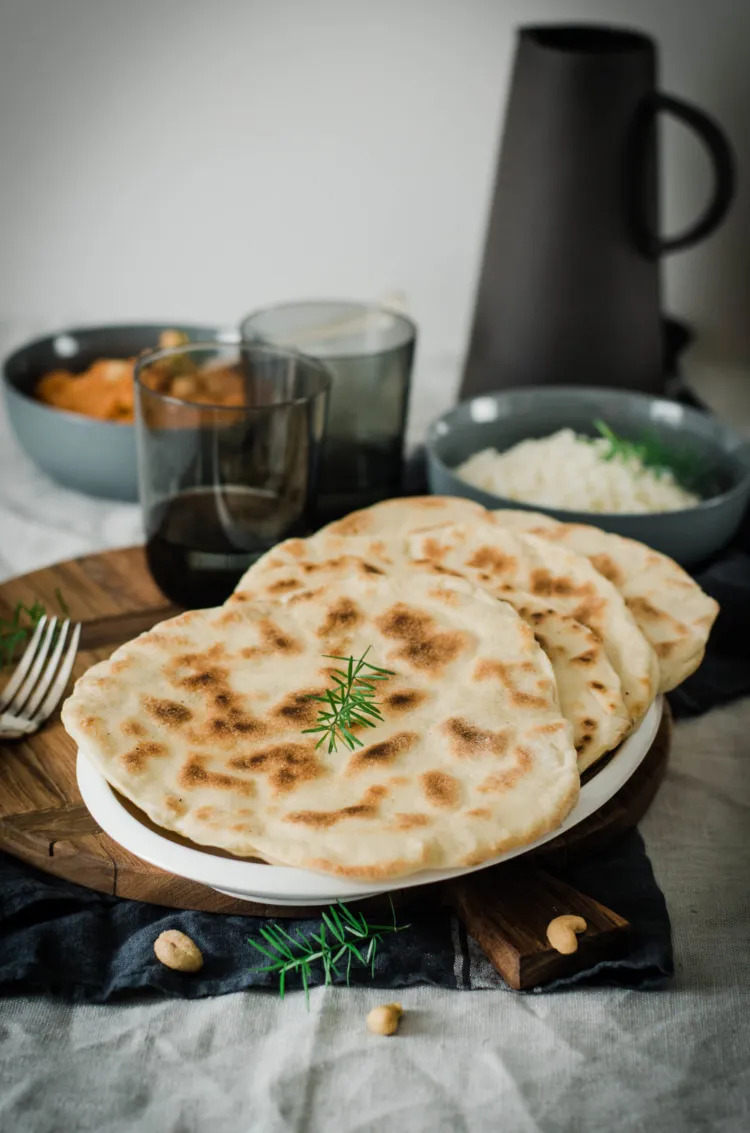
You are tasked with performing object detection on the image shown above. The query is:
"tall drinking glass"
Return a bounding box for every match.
[241,301,416,522]
[135,341,330,608]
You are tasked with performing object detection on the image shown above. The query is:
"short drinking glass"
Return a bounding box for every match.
[241,301,416,522]
[135,341,330,608]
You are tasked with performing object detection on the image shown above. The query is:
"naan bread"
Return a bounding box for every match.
[405,523,658,725]
[63,573,579,879]
[505,593,630,771]
[493,510,718,691]
[320,495,494,538]
[239,537,630,771]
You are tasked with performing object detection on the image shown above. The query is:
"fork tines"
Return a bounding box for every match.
[0,615,81,729]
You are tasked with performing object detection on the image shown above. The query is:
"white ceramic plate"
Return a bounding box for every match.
[77,697,662,906]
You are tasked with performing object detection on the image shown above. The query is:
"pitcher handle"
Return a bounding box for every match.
[638,93,736,256]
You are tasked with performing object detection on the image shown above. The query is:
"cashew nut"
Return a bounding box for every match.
[546,915,587,955]
[367,1003,403,1035]
[154,930,204,972]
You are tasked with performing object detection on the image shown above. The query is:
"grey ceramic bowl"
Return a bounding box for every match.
[426,386,750,565]
[3,323,234,501]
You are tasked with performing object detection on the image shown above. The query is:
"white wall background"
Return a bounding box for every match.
[0,0,748,381]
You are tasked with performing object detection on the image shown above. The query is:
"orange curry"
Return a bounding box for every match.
[35,330,244,423]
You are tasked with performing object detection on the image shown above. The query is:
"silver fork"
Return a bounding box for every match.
[0,615,81,739]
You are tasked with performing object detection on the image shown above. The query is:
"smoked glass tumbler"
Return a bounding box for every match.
[241,301,416,523]
[134,341,330,607]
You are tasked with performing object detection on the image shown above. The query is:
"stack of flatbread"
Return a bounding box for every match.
[62,496,718,881]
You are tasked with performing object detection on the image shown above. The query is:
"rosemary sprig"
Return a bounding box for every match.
[0,590,70,670]
[302,647,394,754]
[249,898,409,1005]
[591,419,702,489]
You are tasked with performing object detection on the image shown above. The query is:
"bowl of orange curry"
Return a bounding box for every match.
[3,323,236,500]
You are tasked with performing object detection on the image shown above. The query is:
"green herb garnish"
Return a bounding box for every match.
[0,590,69,670]
[249,899,409,1005]
[0,589,70,666]
[302,647,394,754]
[0,600,46,670]
[592,419,702,489]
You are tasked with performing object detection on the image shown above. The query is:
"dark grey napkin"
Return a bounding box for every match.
[0,828,671,1003]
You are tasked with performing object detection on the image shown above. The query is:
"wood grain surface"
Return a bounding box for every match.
[447,865,630,989]
[0,546,671,987]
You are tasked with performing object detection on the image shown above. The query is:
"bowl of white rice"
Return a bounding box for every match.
[426,386,750,565]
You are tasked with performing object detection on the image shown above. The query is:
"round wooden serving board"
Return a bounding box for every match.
[0,546,670,922]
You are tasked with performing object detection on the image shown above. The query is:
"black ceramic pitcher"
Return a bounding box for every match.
[461,25,736,398]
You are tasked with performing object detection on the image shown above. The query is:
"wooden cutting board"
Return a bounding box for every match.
[0,547,670,988]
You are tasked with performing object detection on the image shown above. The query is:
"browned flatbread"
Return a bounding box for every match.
[321,496,493,538]
[493,510,719,691]
[240,538,631,772]
[310,496,661,725]
[63,572,579,879]
[403,522,659,726]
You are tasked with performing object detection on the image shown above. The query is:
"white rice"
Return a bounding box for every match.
[455,428,700,514]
